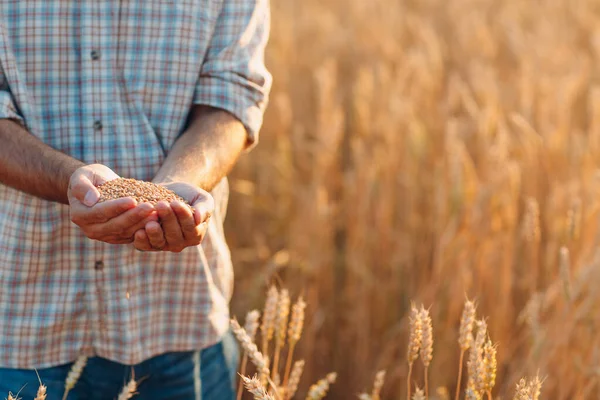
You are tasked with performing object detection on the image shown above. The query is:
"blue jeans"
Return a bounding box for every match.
[0,335,239,400]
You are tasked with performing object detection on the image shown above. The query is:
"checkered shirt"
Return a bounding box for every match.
[0,0,271,368]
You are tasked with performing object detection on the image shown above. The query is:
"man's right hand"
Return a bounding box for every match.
[67,164,158,244]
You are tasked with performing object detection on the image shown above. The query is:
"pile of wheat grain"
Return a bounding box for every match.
[97,178,187,205]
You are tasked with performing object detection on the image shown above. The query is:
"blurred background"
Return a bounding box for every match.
[227,0,600,398]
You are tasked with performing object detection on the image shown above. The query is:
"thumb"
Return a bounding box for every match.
[69,170,100,207]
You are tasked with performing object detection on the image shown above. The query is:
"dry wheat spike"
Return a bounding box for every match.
[285,360,305,400]
[34,384,47,400]
[467,319,487,394]
[117,376,138,400]
[406,303,423,400]
[305,372,337,400]
[231,319,270,382]
[370,370,385,400]
[261,286,279,355]
[272,289,291,380]
[482,339,497,398]
[242,375,276,400]
[238,310,262,400]
[61,356,88,400]
[412,387,426,400]
[420,306,433,398]
[283,296,306,388]
[456,299,476,400]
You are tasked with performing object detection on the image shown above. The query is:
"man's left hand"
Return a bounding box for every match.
[133,182,215,252]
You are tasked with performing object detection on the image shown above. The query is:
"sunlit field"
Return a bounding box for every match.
[227,0,600,398]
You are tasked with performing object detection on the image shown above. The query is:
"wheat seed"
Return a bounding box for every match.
[97,178,187,205]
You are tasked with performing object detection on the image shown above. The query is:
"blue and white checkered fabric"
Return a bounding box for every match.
[0,0,271,369]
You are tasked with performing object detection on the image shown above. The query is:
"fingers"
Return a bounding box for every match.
[171,201,199,242]
[69,172,100,207]
[91,203,156,238]
[133,229,155,251]
[145,220,167,250]
[156,201,184,251]
[68,164,120,206]
[71,197,137,226]
[192,194,215,226]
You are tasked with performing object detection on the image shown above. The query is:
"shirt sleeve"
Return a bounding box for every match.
[0,63,23,124]
[193,0,272,148]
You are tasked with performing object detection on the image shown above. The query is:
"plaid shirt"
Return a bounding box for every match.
[0,0,270,368]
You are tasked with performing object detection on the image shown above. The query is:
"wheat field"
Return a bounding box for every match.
[227,0,600,398]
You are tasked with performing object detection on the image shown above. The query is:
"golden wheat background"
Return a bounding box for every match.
[226,0,600,398]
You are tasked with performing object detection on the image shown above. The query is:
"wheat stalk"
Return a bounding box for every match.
[456,298,476,400]
[420,306,433,398]
[283,296,306,388]
[272,289,290,380]
[238,310,262,400]
[61,356,88,400]
[305,372,336,400]
[406,303,423,400]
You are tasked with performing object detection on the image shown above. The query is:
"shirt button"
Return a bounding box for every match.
[90,50,100,61]
[94,261,104,270]
[93,120,103,131]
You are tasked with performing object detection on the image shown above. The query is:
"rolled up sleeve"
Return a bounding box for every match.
[0,64,23,124]
[193,0,272,147]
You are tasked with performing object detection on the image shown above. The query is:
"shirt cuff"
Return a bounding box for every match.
[0,90,23,124]
[192,75,267,149]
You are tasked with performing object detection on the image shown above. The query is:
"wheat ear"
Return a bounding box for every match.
[33,370,47,400]
[407,303,423,400]
[238,310,262,400]
[261,286,279,357]
[420,306,433,399]
[482,339,497,400]
[61,356,88,400]
[412,387,426,400]
[283,296,306,388]
[285,360,305,400]
[305,372,336,400]
[466,319,487,396]
[272,289,290,380]
[117,370,138,400]
[371,370,386,400]
[242,375,276,400]
[455,299,476,400]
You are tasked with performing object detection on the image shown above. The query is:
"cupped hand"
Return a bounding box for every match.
[132,182,214,252]
[68,164,158,244]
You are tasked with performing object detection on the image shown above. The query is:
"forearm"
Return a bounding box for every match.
[0,119,84,204]
[153,105,247,191]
